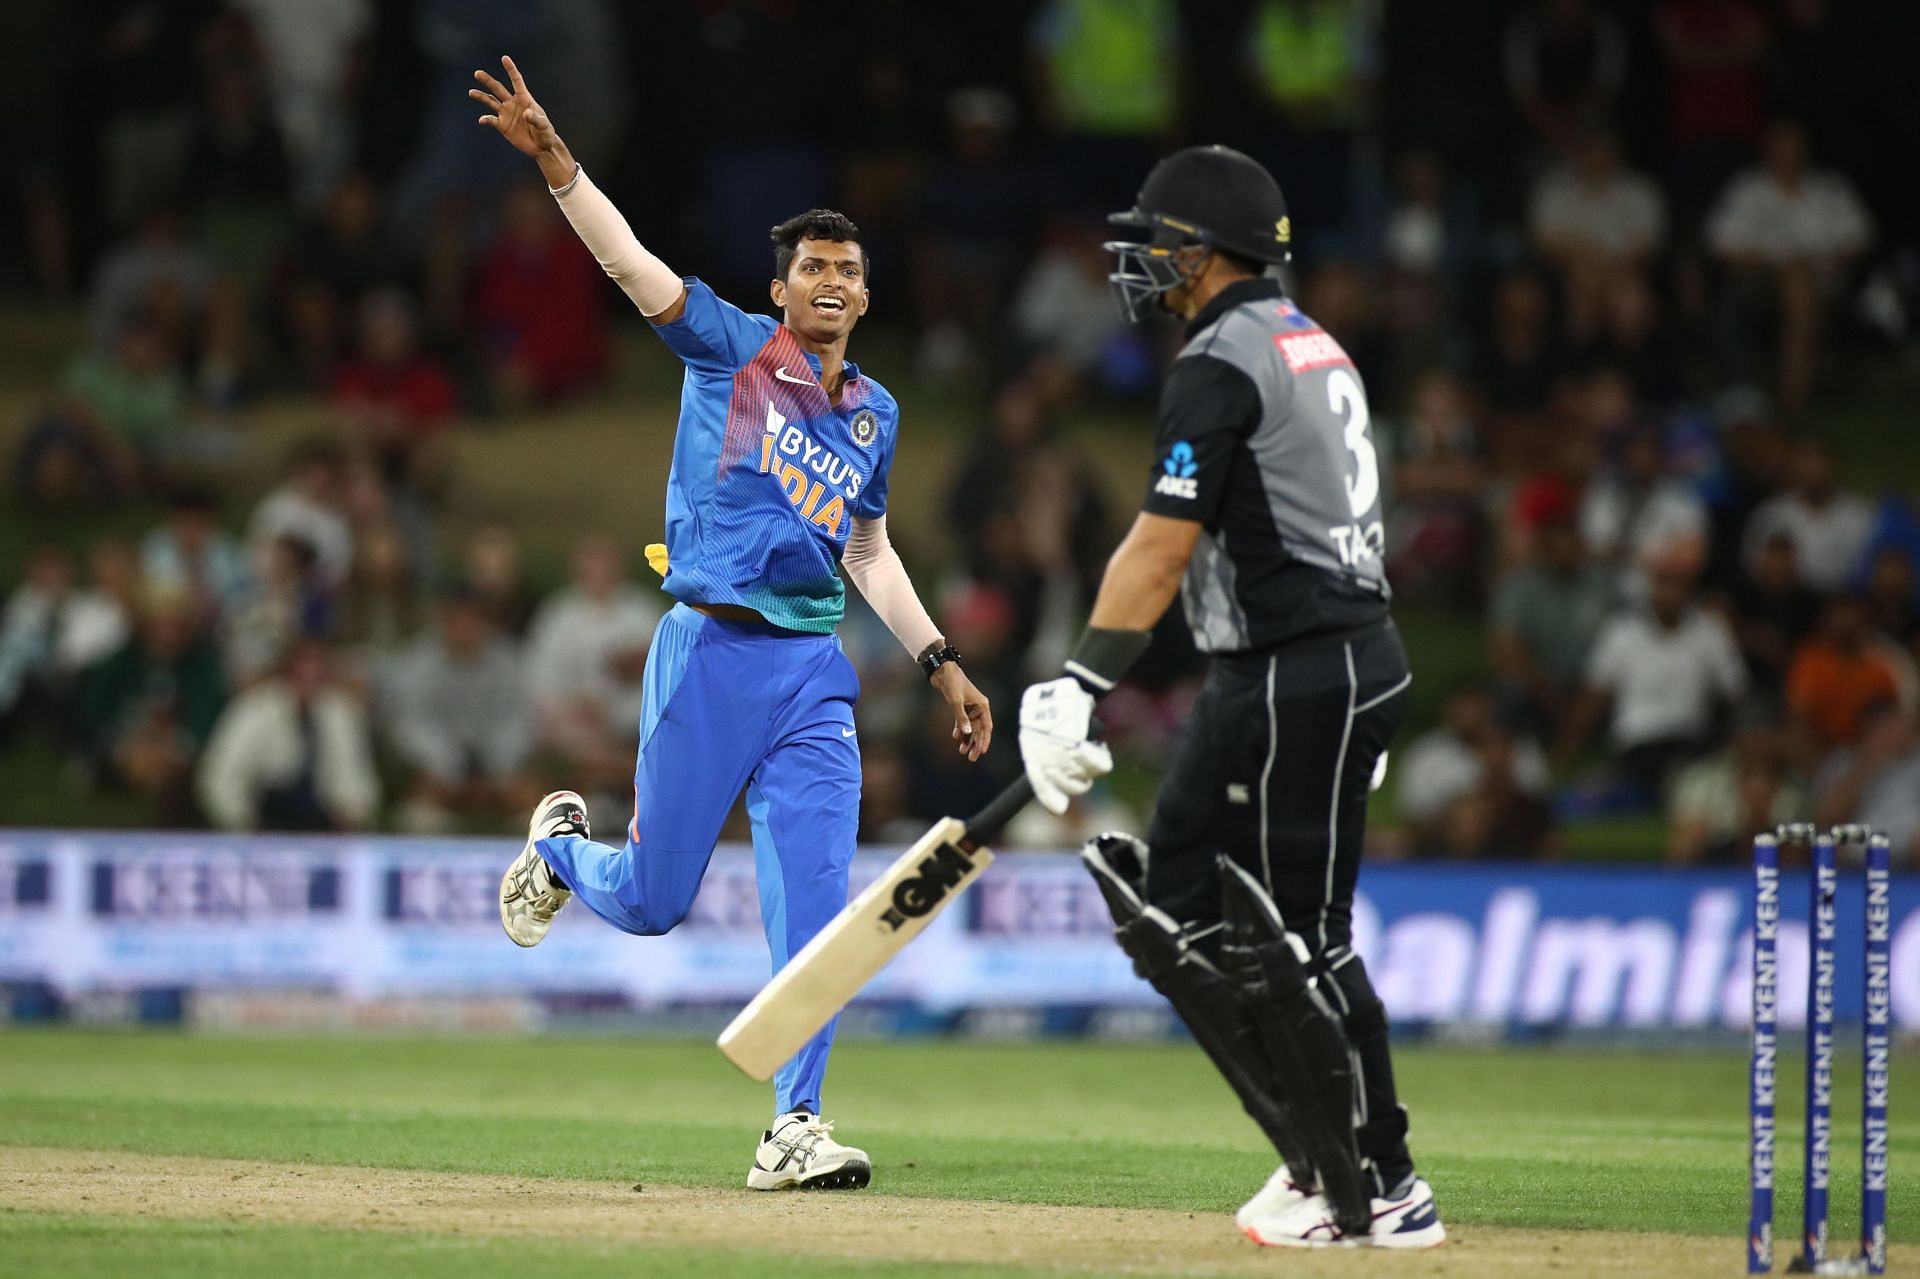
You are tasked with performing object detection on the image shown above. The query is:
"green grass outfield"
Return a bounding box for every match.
[0,1031,1910,1275]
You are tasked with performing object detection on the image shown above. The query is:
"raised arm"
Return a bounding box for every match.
[471,55,686,321]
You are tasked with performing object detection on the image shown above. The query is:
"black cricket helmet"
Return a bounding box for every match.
[1106,145,1292,322]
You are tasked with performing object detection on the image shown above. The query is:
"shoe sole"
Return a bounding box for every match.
[1238,1223,1360,1250]
[500,790,583,947]
[747,1158,872,1192]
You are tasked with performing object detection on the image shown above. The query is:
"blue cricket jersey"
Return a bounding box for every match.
[648,279,899,633]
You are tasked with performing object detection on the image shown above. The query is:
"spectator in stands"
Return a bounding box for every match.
[1504,0,1628,153]
[338,521,420,668]
[912,87,1038,381]
[1529,131,1665,340]
[1581,274,1689,408]
[1708,120,1873,409]
[1240,0,1378,239]
[1786,595,1917,757]
[1861,546,1919,651]
[0,547,132,735]
[90,0,201,225]
[331,289,457,496]
[229,0,374,205]
[1654,0,1770,219]
[198,637,379,832]
[1377,152,1482,373]
[1028,0,1181,209]
[181,53,293,288]
[141,486,250,633]
[1581,424,1707,590]
[1435,722,1559,859]
[1398,685,1551,852]
[87,206,211,353]
[1731,530,1823,699]
[1491,504,1618,737]
[1301,261,1391,397]
[1701,390,1787,584]
[76,587,227,826]
[1381,368,1484,604]
[1742,437,1872,594]
[1668,718,1806,863]
[1816,703,1920,864]
[277,173,405,384]
[15,319,189,503]
[224,534,331,688]
[1008,214,1137,388]
[524,537,665,792]
[1476,269,1564,440]
[461,522,537,638]
[1563,557,1749,799]
[950,378,1111,600]
[474,180,608,405]
[249,439,353,586]
[86,206,245,395]
[857,748,920,845]
[382,587,535,833]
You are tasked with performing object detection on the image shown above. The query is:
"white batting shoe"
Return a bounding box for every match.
[1369,1176,1446,1249]
[1239,1189,1360,1249]
[747,1111,872,1191]
[499,790,588,947]
[1234,1163,1313,1230]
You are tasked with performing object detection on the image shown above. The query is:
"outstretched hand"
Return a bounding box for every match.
[470,56,569,177]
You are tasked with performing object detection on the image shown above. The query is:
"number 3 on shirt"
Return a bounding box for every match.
[1327,367,1378,518]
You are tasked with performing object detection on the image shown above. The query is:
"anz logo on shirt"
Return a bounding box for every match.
[1154,440,1199,500]
[758,403,865,537]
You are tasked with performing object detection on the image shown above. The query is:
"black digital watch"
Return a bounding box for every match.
[918,640,963,681]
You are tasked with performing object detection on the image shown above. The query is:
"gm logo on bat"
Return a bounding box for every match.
[878,842,979,931]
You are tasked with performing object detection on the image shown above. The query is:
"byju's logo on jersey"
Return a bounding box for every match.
[1155,440,1199,499]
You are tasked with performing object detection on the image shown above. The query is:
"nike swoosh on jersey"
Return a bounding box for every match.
[841,727,857,737]
[774,365,816,386]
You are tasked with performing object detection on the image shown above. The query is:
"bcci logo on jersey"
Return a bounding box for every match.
[1155,440,1199,500]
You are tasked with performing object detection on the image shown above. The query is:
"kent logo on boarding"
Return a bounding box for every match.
[1155,440,1199,499]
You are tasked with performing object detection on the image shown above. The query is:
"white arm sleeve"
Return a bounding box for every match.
[549,167,686,318]
[841,515,942,657]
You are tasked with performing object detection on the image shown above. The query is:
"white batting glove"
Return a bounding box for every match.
[1018,677,1113,816]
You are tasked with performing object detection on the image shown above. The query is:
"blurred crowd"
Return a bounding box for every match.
[2,1,1917,861]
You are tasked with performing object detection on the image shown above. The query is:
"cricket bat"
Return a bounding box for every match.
[717,776,1034,1080]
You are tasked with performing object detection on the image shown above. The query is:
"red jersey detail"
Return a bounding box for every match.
[1275,330,1351,373]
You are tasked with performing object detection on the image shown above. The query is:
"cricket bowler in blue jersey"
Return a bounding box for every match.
[471,55,993,1191]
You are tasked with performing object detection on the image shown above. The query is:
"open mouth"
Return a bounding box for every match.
[811,296,846,316]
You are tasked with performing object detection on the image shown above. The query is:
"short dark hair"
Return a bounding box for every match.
[770,209,867,282]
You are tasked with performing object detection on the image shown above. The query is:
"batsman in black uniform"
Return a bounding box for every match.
[1017,146,1443,1250]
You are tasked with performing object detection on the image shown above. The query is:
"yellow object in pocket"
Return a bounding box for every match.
[644,543,670,578]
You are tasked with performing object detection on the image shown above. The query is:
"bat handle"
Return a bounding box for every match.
[962,776,1034,848]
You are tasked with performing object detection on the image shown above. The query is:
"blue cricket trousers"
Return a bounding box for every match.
[536,603,861,1115]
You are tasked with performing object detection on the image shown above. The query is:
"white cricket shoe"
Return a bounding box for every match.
[1238,1188,1360,1249]
[499,790,588,947]
[1368,1175,1446,1249]
[746,1111,872,1191]
[1239,1174,1445,1250]
[1234,1163,1313,1230]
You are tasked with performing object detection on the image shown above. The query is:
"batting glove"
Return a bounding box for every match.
[1018,677,1112,816]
